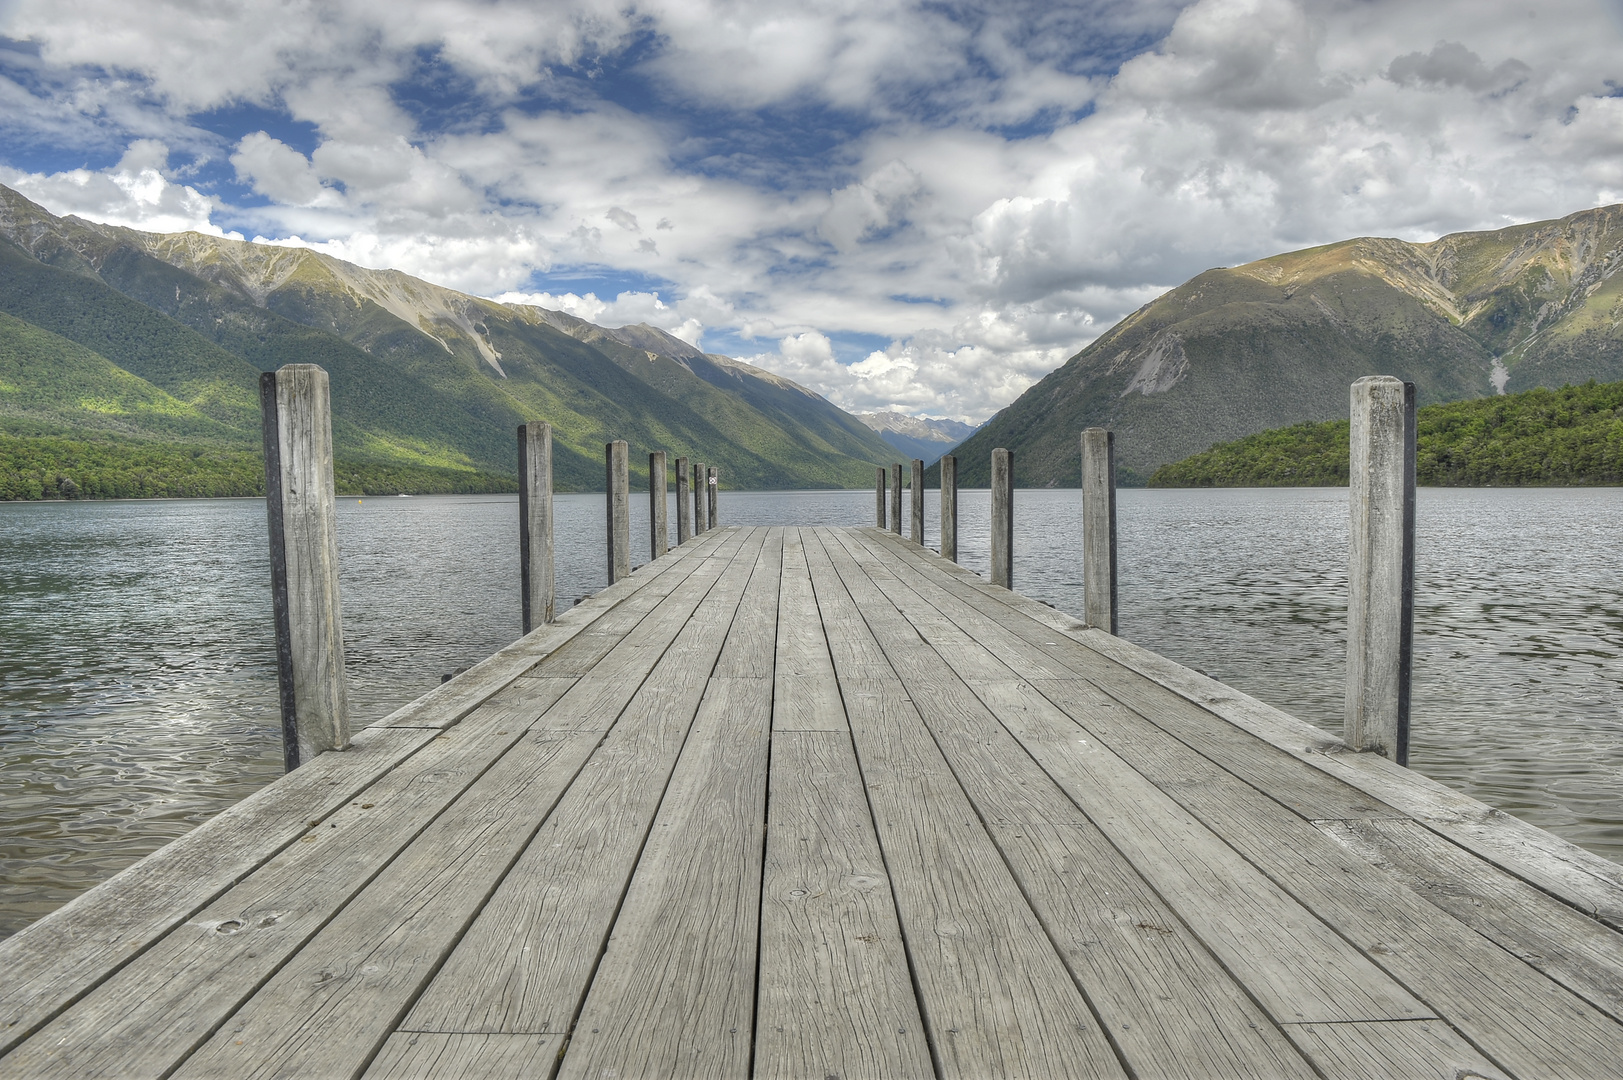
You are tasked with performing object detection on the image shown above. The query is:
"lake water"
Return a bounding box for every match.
[1,487,1620,937]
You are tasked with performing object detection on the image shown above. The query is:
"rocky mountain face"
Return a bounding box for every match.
[0,184,894,490]
[946,204,1623,486]
[855,411,980,466]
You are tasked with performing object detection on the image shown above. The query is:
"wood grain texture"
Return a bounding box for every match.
[772,532,846,732]
[364,1032,560,1080]
[804,529,1128,1080]
[518,421,554,632]
[1287,1020,1508,1080]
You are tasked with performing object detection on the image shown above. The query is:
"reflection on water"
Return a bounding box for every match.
[1,487,1619,936]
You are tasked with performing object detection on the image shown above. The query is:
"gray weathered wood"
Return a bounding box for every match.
[771,534,846,732]
[1347,376,1415,764]
[939,452,958,562]
[606,439,630,584]
[1286,1021,1509,1080]
[875,466,886,527]
[1080,427,1117,633]
[990,446,1012,588]
[518,422,554,632]
[909,458,924,544]
[675,455,692,544]
[756,727,932,1079]
[364,1032,560,1079]
[649,450,668,561]
[707,465,719,527]
[694,461,708,533]
[889,463,902,533]
[260,363,349,769]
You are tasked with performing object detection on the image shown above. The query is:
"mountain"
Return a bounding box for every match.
[944,204,1623,486]
[856,411,980,466]
[0,184,896,493]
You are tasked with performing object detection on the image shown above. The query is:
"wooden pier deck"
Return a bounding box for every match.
[5,525,1623,1079]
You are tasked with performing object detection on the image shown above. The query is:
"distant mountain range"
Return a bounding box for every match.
[854,411,980,466]
[0,184,895,492]
[946,204,1623,486]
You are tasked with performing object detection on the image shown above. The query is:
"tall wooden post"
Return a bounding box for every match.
[650,450,668,560]
[606,440,630,584]
[693,462,707,533]
[910,459,925,544]
[259,364,349,771]
[1346,377,1416,764]
[990,447,1013,589]
[518,421,555,633]
[707,467,719,527]
[676,455,692,544]
[889,463,902,534]
[1080,428,1117,634]
[876,467,886,527]
[939,454,958,562]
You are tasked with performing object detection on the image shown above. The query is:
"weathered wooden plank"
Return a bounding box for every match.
[3,717,586,1079]
[802,530,1128,1080]
[364,1032,560,1079]
[396,530,768,1036]
[755,729,932,1080]
[772,531,846,732]
[0,724,436,1058]
[1321,817,1623,1023]
[166,728,602,1080]
[557,675,773,1080]
[1287,1020,1508,1080]
[709,527,782,678]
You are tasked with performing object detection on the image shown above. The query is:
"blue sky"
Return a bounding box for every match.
[3,0,1623,421]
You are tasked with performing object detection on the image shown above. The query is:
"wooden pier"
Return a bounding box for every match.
[4,525,1623,1079]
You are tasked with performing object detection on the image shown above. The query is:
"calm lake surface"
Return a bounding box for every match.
[2,487,1620,936]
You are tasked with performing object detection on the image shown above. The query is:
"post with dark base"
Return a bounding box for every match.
[939,454,958,562]
[693,462,708,533]
[889,463,903,534]
[876,467,887,528]
[676,455,692,544]
[910,459,925,544]
[260,364,350,772]
[707,467,719,527]
[990,447,1013,589]
[518,422,555,633]
[606,440,630,585]
[1346,376,1416,765]
[649,451,668,561]
[1080,428,1117,634]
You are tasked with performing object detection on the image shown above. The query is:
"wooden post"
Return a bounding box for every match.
[259,364,349,771]
[889,463,902,534]
[676,455,692,544]
[990,447,1013,589]
[909,459,925,544]
[606,440,630,584]
[518,422,555,633]
[707,467,719,527]
[1080,428,1117,634]
[939,453,958,562]
[693,462,707,533]
[649,450,668,560]
[1346,376,1416,765]
[876,467,886,528]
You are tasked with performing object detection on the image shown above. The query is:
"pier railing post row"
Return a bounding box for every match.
[676,455,692,544]
[518,421,555,633]
[990,447,1013,589]
[259,364,350,772]
[876,467,886,527]
[649,450,668,560]
[606,439,630,585]
[707,466,719,527]
[939,453,958,562]
[1080,428,1118,634]
[1346,376,1416,765]
[890,463,903,534]
[910,458,925,544]
[693,461,707,533]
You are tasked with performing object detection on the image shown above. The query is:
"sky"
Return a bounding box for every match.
[3,0,1623,423]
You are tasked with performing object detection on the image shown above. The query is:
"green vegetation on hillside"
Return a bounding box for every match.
[1149,380,1623,487]
[0,433,516,501]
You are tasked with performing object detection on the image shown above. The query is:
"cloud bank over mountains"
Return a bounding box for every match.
[2,0,1622,422]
